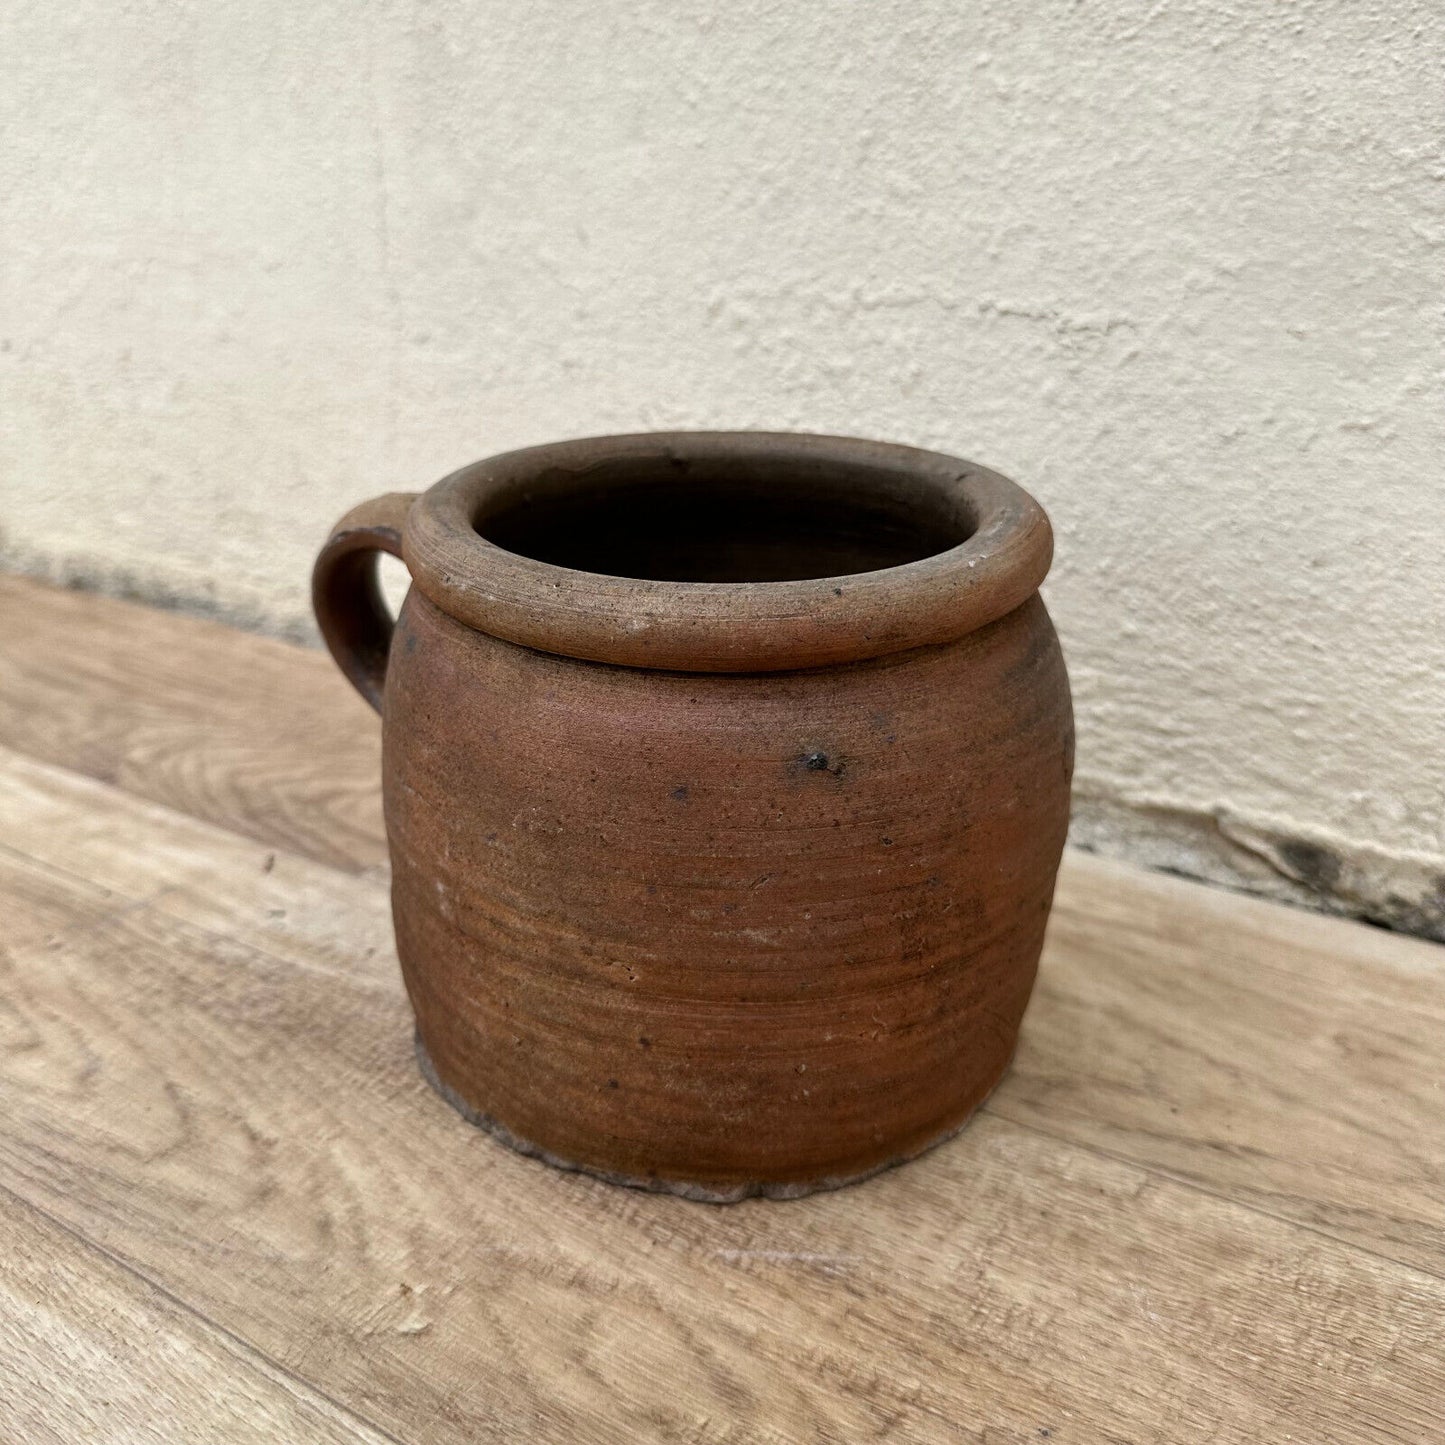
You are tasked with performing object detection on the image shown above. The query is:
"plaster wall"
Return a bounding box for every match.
[3,1,1442,931]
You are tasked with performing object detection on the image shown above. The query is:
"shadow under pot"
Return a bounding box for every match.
[312,431,1073,1201]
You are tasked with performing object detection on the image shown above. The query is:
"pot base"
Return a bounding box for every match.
[414,1033,1014,1204]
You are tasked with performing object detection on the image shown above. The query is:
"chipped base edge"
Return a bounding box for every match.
[414,1034,1013,1205]
[1070,791,1445,942]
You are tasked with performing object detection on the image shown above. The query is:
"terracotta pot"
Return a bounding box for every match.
[313,433,1072,1200]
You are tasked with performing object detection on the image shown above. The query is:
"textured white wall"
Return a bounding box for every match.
[3,1,1442,933]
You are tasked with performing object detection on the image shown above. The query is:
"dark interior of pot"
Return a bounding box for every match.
[475,454,975,583]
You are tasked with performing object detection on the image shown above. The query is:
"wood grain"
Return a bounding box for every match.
[2,725,1441,1275]
[0,759,1441,1442]
[0,576,384,873]
[0,743,392,989]
[0,1187,392,1444]
[1,577,1443,1440]
[1009,852,1445,1278]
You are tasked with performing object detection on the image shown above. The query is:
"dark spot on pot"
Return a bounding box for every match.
[833,587,844,596]
[607,1079,619,1089]
[645,884,658,895]
[805,751,829,771]
[402,629,418,655]
[881,837,894,847]
[926,875,941,889]
[638,1036,651,1048]
[261,852,275,874]
[1278,838,1341,891]
[671,785,689,802]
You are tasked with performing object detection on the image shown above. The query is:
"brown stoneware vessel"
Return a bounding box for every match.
[313,432,1072,1200]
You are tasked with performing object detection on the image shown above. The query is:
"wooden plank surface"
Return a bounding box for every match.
[0,575,1441,1442]
[1,824,1439,1444]
[3,576,1441,1275]
[3,739,1442,1281]
[0,1187,392,1444]
[0,575,385,873]
[1004,861,1445,1278]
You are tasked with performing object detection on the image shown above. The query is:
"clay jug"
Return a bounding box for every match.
[313,432,1072,1200]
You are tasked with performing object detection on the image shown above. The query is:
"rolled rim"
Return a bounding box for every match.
[402,431,1053,673]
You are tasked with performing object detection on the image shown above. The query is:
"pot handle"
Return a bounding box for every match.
[312,492,419,714]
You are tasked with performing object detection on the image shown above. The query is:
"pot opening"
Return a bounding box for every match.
[475,455,974,584]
